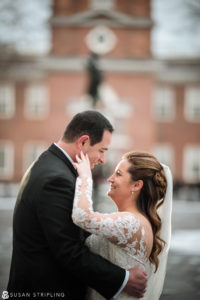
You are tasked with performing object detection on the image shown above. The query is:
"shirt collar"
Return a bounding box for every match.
[54,142,74,165]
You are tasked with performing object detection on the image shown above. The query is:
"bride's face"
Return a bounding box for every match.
[107,159,133,206]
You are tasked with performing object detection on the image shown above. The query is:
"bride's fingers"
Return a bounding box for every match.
[86,154,90,164]
[75,154,82,163]
[83,153,89,164]
[80,151,90,165]
[72,162,78,169]
[77,152,91,168]
[80,151,85,160]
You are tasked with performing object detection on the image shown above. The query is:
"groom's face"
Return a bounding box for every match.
[85,130,112,169]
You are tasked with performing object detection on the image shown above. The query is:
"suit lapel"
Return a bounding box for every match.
[48,143,78,177]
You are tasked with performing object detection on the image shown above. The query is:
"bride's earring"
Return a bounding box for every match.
[131,189,135,194]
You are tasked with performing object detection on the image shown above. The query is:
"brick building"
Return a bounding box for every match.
[0,0,200,195]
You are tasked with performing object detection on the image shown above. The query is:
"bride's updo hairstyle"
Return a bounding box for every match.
[123,151,167,272]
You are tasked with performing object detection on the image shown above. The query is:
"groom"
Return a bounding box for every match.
[7,110,147,299]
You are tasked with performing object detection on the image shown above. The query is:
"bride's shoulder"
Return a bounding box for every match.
[115,211,152,234]
[125,211,152,232]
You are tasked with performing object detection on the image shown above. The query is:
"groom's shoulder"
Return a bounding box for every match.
[38,144,67,166]
[32,144,75,180]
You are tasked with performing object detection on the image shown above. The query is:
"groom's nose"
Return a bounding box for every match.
[99,153,106,164]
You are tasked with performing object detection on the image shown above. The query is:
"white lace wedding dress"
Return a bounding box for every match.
[72,177,152,300]
[72,164,172,300]
[85,234,152,300]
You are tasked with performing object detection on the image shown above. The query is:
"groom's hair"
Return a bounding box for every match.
[62,110,114,146]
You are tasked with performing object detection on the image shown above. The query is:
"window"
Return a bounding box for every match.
[24,84,49,119]
[90,0,114,10]
[184,87,200,122]
[152,144,174,170]
[0,84,15,119]
[0,142,14,179]
[24,142,46,171]
[152,86,175,122]
[183,146,200,183]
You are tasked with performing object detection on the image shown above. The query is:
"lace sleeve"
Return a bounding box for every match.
[72,177,142,250]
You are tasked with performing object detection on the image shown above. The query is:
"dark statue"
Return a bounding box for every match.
[86,52,103,107]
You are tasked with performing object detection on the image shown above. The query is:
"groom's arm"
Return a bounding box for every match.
[113,271,129,298]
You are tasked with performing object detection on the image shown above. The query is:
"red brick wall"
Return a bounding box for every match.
[110,28,151,58]
[51,27,151,58]
[106,73,155,151]
[51,27,90,56]
[53,0,88,17]
[156,84,200,182]
[47,72,87,140]
[115,0,150,18]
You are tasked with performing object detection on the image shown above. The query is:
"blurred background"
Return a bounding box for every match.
[0,0,200,299]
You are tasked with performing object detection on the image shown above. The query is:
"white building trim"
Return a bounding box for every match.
[41,56,159,73]
[51,9,152,28]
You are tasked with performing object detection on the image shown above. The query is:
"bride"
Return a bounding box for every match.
[72,151,172,300]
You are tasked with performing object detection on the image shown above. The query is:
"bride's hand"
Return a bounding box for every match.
[73,151,92,179]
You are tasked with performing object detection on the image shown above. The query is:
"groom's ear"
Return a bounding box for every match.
[77,135,90,150]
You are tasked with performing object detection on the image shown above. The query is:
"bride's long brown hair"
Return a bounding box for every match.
[123,151,167,272]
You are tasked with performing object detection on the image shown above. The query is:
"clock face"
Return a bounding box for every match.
[86,26,117,54]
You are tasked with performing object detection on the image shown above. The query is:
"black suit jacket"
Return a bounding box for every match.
[7,144,125,299]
